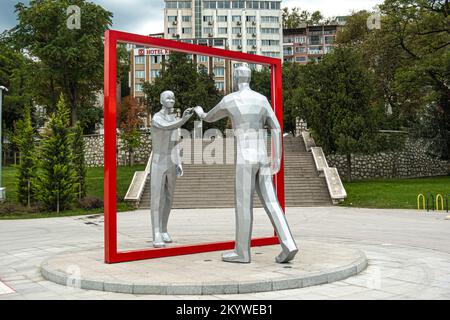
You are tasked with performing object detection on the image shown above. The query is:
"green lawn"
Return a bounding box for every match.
[0,164,145,219]
[341,176,450,210]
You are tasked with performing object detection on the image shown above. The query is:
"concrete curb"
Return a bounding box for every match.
[41,250,368,295]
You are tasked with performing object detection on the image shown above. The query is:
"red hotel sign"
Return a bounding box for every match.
[136,48,171,56]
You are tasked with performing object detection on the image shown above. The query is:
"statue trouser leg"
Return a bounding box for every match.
[222,164,257,263]
[256,168,298,263]
[150,167,167,247]
[161,166,177,243]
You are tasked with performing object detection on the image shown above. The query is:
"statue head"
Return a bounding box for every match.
[160,90,175,112]
[233,63,252,90]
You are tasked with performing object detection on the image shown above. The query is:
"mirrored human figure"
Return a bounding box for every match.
[151,91,193,247]
[194,64,298,263]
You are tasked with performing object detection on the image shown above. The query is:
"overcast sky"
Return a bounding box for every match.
[0,0,383,35]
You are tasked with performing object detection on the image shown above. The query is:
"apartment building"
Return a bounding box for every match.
[283,19,346,65]
[164,0,283,58]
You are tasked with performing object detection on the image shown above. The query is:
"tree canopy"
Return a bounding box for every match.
[11,0,112,127]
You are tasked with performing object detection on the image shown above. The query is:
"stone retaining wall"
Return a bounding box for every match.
[84,132,152,167]
[326,138,449,180]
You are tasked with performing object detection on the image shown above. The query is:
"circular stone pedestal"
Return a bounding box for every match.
[41,240,367,295]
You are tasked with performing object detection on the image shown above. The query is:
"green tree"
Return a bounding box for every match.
[0,38,34,133]
[72,122,87,199]
[337,1,450,159]
[142,52,224,132]
[13,106,37,206]
[12,0,112,126]
[119,96,143,166]
[282,7,324,28]
[36,94,76,212]
[299,47,387,182]
[250,63,304,134]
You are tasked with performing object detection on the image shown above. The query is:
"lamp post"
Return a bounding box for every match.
[0,86,8,201]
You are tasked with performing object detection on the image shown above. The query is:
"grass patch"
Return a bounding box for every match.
[341,176,450,209]
[0,164,145,219]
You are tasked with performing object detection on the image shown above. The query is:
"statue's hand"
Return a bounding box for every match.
[194,106,206,119]
[183,108,194,118]
[176,165,184,177]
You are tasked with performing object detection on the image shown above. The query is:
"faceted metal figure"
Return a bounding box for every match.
[151,91,193,247]
[195,64,298,263]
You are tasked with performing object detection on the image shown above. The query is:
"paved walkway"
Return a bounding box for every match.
[0,206,449,300]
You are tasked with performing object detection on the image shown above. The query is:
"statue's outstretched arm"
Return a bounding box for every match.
[151,110,193,130]
[195,99,228,123]
[265,100,282,175]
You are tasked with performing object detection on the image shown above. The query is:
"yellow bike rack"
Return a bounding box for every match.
[436,194,444,211]
[417,194,425,211]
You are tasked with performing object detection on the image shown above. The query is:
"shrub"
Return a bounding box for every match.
[76,196,103,209]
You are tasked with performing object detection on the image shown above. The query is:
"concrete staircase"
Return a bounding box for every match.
[139,136,332,209]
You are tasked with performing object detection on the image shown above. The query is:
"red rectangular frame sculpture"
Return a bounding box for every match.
[104,30,285,263]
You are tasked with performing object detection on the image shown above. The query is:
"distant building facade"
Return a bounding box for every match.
[283,19,346,65]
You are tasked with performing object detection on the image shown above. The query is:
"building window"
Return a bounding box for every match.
[247,51,256,55]
[168,16,177,22]
[135,71,145,79]
[168,27,177,34]
[262,51,280,58]
[182,16,192,22]
[218,27,228,34]
[246,16,256,22]
[232,1,245,8]
[135,56,145,64]
[260,1,270,9]
[214,39,225,46]
[309,35,322,45]
[283,47,293,55]
[217,1,231,9]
[215,81,225,91]
[261,40,279,46]
[178,1,192,8]
[261,16,279,23]
[135,84,143,92]
[246,1,259,9]
[166,1,177,9]
[295,36,306,44]
[217,15,227,22]
[232,39,242,46]
[261,28,279,34]
[232,27,242,34]
[214,57,225,63]
[150,70,161,78]
[203,1,217,9]
[247,39,256,46]
[198,55,208,62]
[232,15,241,22]
[203,15,213,22]
[295,56,307,62]
[246,27,256,34]
[295,46,306,53]
[182,27,192,34]
[214,67,225,76]
[203,27,213,34]
[151,55,162,64]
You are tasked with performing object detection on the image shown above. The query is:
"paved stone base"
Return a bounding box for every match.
[41,240,367,295]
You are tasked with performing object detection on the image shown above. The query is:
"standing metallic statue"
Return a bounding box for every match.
[195,64,298,263]
[151,91,193,247]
